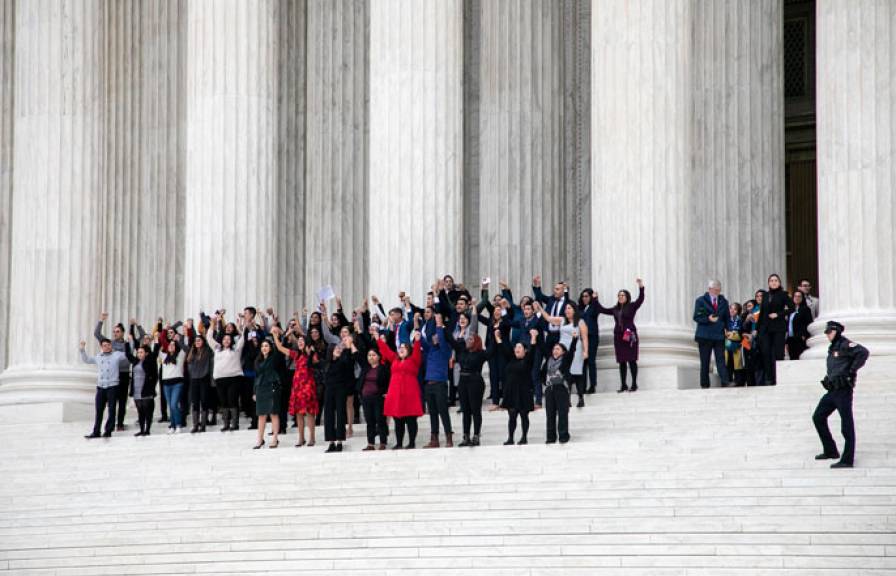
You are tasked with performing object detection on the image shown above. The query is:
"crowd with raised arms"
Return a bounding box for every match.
[79,274,647,451]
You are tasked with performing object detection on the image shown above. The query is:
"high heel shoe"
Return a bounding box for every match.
[252,440,265,450]
[295,440,306,448]
[617,385,628,393]
[269,440,279,449]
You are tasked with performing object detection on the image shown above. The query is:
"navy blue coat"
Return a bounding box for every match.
[693,293,730,342]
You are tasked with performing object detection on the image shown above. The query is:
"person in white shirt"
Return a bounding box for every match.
[160,337,189,433]
[207,314,246,431]
[80,338,127,439]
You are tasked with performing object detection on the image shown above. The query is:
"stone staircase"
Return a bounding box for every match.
[1,381,895,575]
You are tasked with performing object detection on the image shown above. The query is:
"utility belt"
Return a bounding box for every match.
[821,375,854,391]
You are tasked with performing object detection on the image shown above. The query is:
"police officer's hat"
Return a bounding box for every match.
[824,320,845,334]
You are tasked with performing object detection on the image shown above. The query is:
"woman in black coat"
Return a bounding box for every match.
[759,274,793,385]
[124,335,160,436]
[786,290,812,360]
[495,328,538,446]
[322,336,356,453]
[450,318,494,447]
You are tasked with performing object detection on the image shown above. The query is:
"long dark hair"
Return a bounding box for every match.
[186,335,208,363]
[615,289,632,309]
[562,301,580,325]
[163,343,181,365]
[578,288,594,309]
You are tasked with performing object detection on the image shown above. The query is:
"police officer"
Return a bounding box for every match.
[812,321,869,469]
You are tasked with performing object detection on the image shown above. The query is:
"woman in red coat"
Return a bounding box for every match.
[377,331,423,449]
[595,278,645,393]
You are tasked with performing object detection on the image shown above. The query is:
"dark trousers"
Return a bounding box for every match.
[424,381,452,436]
[787,336,808,360]
[116,372,130,426]
[240,375,255,422]
[92,386,118,436]
[135,398,155,433]
[813,388,855,464]
[323,384,346,442]
[215,376,242,408]
[361,394,388,445]
[697,339,729,388]
[394,416,418,447]
[507,409,529,441]
[530,347,544,405]
[544,384,570,443]
[458,374,484,437]
[189,376,211,411]
[279,370,293,432]
[159,381,169,419]
[568,373,585,398]
[585,338,598,391]
[761,331,786,384]
[487,355,504,405]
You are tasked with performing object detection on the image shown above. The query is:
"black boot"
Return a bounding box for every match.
[220,408,231,432]
[230,408,240,431]
[200,410,208,432]
[617,384,628,393]
[209,411,217,426]
[190,411,200,433]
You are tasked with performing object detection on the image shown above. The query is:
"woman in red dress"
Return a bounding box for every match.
[273,331,318,447]
[377,330,423,449]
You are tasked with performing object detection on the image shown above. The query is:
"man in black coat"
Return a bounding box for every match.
[813,321,869,469]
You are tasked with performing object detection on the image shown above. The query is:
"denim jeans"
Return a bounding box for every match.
[163,380,185,428]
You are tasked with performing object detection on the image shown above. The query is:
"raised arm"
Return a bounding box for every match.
[579,320,589,359]
[79,342,95,365]
[94,314,107,343]
[632,280,646,311]
[533,301,564,326]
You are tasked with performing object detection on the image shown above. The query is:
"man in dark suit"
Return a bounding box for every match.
[693,280,730,388]
[532,275,571,351]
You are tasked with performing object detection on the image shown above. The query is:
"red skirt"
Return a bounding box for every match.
[288,361,318,416]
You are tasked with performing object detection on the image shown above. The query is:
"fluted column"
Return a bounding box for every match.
[184,0,279,316]
[592,0,697,379]
[368,0,463,303]
[478,0,564,291]
[136,0,185,322]
[692,0,784,304]
[0,0,106,403]
[0,0,13,372]
[274,0,306,316]
[805,0,896,358]
[304,0,368,306]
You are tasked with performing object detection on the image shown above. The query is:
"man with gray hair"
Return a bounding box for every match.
[693,279,730,388]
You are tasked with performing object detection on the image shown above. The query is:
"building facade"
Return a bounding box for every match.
[0,0,893,416]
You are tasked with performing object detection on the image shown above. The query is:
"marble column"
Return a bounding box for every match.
[805,0,896,358]
[274,0,306,317]
[183,0,280,317]
[136,0,186,323]
[478,0,565,292]
[0,0,107,405]
[304,0,368,307]
[592,0,697,381]
[562,0,591,291]
[0,0,13,372]
[693,0,785,304]
[368,0,463,304]
[99,1,185,328]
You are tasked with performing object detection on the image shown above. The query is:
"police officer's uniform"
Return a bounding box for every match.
[812,321,869,468]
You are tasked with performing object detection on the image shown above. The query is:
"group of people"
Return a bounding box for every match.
[79,274,650,451]
[78,271,870,469]
[693,274,820,388]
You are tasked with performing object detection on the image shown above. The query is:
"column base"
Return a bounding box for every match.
[593,325,702,390]
[0,365,97,423]
[802,313,896,360]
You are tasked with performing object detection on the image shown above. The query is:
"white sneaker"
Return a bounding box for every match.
[173,427,180,434]
[167,428,175,435]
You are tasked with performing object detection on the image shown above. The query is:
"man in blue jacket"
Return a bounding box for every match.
[693,280,730,388]
[421,313,454,448]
